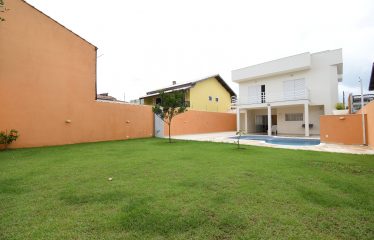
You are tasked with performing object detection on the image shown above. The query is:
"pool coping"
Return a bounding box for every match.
[171,131,374,155]
[230,135,321,146]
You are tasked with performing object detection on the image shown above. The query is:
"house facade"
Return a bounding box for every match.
[232,49,343,136]
[140,75,236,113]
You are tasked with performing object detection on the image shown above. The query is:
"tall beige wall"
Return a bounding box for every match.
[0,0,153,148]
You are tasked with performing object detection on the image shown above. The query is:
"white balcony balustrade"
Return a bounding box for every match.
[238,88,309,106]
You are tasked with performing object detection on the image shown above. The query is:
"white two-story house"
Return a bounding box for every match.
[232,49,343,137]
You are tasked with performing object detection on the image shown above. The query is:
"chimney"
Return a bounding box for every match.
[172,81,176,85]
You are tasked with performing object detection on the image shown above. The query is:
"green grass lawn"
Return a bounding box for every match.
[0,138,373,239]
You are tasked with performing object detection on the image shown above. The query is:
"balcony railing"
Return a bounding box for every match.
[237,88,309,106]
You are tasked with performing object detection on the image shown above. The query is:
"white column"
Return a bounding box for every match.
[267,104,272,136]
[304,103,310,137]
[244,110,248,133]
[236,107,240,132]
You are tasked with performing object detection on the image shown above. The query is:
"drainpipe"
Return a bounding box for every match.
[359,77,366,145]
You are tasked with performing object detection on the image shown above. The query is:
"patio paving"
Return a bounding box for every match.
[171,131,374,155]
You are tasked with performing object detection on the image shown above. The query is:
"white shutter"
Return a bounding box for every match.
[283,80,294,100]
[294,79,305,98]
[283,78,305,100]
[248,85,261,104]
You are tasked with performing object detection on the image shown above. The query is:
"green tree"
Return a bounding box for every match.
[152,91,187,143]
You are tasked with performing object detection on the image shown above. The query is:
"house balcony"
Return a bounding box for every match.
[237,88,310,108]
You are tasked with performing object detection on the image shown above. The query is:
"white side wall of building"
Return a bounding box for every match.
[232,52,311,81]
[276,105,323,135]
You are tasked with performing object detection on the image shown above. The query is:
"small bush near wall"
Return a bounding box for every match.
[335,103,345,110]
[0,129,19,150]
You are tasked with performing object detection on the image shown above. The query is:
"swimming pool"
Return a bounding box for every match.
[231,135,320,146]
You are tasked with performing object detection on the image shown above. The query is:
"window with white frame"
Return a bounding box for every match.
[248,85,261,104]
[215,97,219,102]
[283,79,306,100]
[208,96,212,101]
[285,113,303,121]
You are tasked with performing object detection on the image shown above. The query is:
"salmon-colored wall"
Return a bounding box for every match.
[362,101,374,148]
[164,110,236,136]
[0,0,153,148]
[320,115,368,145]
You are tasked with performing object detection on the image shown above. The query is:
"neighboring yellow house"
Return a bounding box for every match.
[140,75,236,112]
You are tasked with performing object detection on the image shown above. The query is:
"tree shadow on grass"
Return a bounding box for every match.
[0,177,29,195]
[118,197,247,238]
[59,190,129,205]
[118,197,206,236]
[152,139,184,146]
[234,147,247,150]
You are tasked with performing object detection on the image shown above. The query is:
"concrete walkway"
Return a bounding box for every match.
[172,131,374,155]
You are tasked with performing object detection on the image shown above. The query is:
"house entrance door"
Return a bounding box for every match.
[255,115,277,133]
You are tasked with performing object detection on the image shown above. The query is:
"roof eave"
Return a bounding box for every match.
[369,63,374,91]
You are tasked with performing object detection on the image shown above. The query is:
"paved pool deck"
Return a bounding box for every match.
[171,131,374,155]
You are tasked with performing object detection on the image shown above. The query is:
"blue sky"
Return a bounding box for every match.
[26,0,374,101]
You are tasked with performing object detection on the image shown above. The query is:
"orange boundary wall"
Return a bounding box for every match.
[164,110,236,136]
[1,101,154,149]
[362,101,374,148]
[320,100,374,147]
[0,0,153,149]
[320,114,368,145]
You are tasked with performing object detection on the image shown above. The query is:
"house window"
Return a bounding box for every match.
[261,85,265,103]
[208,96,212,101]
[283,79,306,100]
[285,113,303,121]
[215,97,219,102]
[155,97,161,105]
[248,85,262,104]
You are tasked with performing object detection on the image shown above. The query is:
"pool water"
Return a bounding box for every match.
[232,135,320,146]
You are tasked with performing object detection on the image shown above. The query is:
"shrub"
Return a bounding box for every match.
[235,130,245,149]
[0,129,19,150]
[335,103,345,110]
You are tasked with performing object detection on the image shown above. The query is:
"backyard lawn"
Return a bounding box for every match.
[0,138,373,239]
